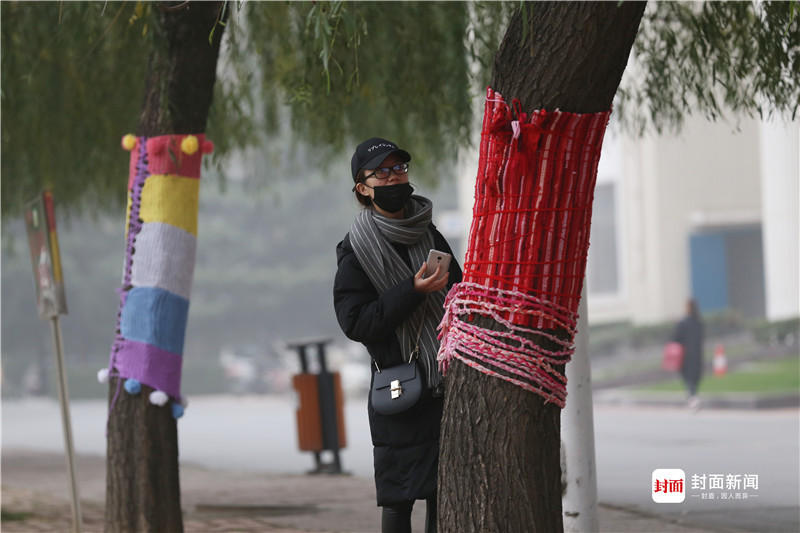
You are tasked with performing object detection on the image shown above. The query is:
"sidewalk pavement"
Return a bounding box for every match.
[2,451,733,533]
[593,389,800,410]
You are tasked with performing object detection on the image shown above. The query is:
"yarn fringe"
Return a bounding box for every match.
[438,283,576,407]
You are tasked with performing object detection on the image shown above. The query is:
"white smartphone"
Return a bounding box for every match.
[424,249,452,278]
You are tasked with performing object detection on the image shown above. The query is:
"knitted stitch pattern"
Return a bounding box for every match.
[438,88,610,407]
[130,222,196,300]
[108,134,212,408]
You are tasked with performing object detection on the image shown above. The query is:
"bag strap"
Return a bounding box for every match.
[408,307,427,362]
[374,305,426,373]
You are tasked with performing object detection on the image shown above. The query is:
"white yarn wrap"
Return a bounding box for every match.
[130,222,196,299]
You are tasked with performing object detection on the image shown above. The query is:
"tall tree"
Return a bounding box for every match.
[104,3,227,531]
[436,3,646,531]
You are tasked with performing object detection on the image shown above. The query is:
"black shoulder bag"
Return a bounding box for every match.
[370,311,425,415]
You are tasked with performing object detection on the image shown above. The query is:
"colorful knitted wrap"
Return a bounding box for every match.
[106,133,213,415]
[437,87,610,407]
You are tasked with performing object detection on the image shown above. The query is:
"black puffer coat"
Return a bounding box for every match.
[333,225,461,506]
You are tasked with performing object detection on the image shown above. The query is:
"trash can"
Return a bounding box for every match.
[288,338,346,474]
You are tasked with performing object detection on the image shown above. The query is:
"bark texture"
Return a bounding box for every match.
[492,1,646,113]
[106,380,183,532]
[137,2,226,136]
[438,3,645,532]
[105,3,226,532]
[438,320,566,532]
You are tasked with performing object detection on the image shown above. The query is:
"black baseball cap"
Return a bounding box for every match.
[351,137,411,179]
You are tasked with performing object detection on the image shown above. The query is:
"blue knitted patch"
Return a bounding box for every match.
[120,287,189,355]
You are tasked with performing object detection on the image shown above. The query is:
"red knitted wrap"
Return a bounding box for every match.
[437,87,610,406]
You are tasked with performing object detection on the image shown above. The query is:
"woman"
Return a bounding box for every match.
[674,298,705,408]
[333,137,461,533]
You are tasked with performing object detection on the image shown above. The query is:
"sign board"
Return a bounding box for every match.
[24,191,67,319]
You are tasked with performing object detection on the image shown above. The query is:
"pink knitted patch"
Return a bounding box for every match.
[126,134,213,189]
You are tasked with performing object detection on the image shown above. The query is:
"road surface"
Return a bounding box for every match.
[3,394,798,532]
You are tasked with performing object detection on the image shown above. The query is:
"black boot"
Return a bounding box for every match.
[425,496,437,533]
[382,500,414,533]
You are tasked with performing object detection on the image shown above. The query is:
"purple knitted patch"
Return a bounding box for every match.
[114,339,183,400]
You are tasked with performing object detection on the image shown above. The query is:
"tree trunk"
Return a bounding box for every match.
[105,3,225,532]
[438,3,645,532]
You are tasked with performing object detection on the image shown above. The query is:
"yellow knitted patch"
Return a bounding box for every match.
[139,174,199,236]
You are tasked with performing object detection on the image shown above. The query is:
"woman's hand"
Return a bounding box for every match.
[413,262,449,294]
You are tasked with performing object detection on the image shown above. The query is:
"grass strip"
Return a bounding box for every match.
[639,356,799,394]
[1,509,33,521]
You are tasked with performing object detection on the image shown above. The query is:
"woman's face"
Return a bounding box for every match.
[355,153,409,202]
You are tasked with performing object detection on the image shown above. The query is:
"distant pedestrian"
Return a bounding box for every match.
[673,298,705,408]
[333,137,461,533]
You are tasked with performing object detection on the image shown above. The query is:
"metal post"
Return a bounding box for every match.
[296,345,309,374]
[49,316,82,533]
[562,284,598,532]
[315,341,342,474]
[316,342,328,373]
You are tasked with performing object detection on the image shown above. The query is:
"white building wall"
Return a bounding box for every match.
[586,128,629,322]
[759,120,800,320]
[455,145,479,263]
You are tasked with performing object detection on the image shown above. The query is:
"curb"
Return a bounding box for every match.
[593,391,800,410]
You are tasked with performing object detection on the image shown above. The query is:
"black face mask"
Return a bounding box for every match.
[367,182,414,213]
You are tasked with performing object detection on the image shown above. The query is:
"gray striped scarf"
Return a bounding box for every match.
[349,195,445,389]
